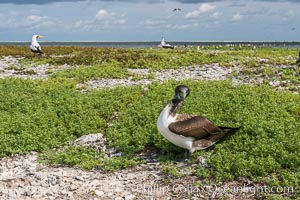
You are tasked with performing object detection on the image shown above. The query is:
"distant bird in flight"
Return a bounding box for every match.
[173,8,181,12]
[157,85,241,154]
[30,34,43,54]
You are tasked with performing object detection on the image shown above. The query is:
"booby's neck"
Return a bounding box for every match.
[157,99,194,152]
[161,38,166,45]
[168,100,183,117]
[31,36,38,44]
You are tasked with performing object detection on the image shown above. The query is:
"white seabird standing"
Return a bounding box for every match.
[30,34,43,54]
[158,37,174,49]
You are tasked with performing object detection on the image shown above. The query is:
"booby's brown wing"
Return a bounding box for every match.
[168,115,223,139]
[192,126,241,151]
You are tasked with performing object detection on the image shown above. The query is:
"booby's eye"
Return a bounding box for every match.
[186,89,190,97]
[179,91,183,96]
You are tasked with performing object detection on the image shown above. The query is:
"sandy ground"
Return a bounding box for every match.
[2,150,277,200]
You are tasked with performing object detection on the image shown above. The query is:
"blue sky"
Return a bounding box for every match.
[0,0,299,41]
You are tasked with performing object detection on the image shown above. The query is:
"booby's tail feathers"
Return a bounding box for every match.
[218,126,241,134]
[31,48,43,54]
[36,46,43,54]
[191,125,241,152]
[216,126,242,140]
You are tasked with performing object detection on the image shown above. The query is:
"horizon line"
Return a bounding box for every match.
[1,40,300,43]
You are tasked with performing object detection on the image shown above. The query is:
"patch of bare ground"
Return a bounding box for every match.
[1,152,295,199]
[77,64,234,91]
[0,56,72,79]
[1,134,296,199]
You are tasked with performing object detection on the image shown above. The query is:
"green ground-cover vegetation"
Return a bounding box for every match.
[0,45,299,198]
[1,45,299,88]
[0,78,144,156]
[1,45,298,69]
[0,45,299,92]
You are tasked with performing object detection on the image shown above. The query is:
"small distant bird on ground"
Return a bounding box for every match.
[158,37,174,49]
[157,85,241,154]
[30,34,43,54]
[296,50,300,67]
[173,8,181,12]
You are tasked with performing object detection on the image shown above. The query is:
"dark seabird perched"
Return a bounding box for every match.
[30,34,43,54]
[296,51,300,67]
[157,85,241,154]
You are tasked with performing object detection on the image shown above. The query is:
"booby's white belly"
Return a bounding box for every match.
[157,104,194,151]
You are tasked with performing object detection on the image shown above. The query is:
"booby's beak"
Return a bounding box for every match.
[38,35,44,38]
[172,90,187,106]
[172,85,190,107]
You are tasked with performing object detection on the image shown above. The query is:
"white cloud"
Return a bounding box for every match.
[24,15,55,30]
[198,3,215,13]
[26,15,47,23]
[114,19,126,25]
[74,20,93,30]
[211,12,222,19]
[140,18,165,26]
[95,9,115,21]
[166,23,199,30]
[231,12,243,22]
[95,9,125,25]
[185,3,216,19]
[0,12,54,30]
[214,20,220,25]
[73,9,126,31]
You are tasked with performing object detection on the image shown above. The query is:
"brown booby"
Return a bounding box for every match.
[157,85,241,154]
